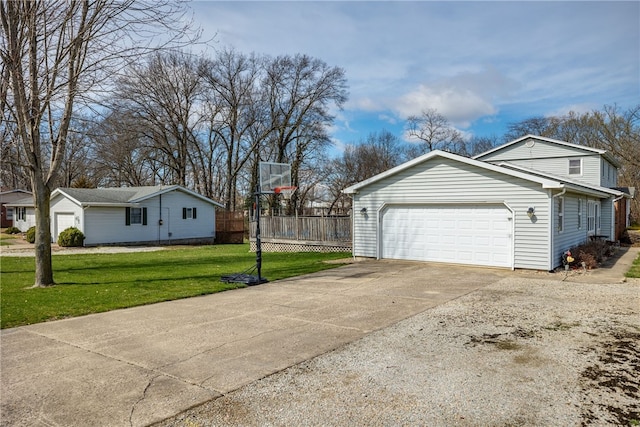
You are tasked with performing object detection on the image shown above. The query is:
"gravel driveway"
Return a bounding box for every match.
[156,276,639,427]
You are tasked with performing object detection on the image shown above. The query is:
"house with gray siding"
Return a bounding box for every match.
[11,185,224,246]
[343,135,632,271]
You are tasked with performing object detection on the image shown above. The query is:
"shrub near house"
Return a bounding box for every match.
[57,227,85,247]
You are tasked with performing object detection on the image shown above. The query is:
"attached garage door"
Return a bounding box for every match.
[55,213,75,240]
[381,205,512,268]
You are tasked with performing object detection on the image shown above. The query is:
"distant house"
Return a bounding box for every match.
[343,135,633,271]
[0,189,31,228]
[10,185,224,246]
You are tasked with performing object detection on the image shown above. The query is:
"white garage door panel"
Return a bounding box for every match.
[55,213,75,239]
[382,205,512,268]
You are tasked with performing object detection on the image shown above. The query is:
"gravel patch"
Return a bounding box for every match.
[0,245,165,257]
[155,277,640,427]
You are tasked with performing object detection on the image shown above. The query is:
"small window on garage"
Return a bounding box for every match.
[569,159,581,175]
[182,207,197,219]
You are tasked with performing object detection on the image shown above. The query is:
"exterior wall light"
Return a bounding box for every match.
[527,207,535,218]
[360,207,367,215]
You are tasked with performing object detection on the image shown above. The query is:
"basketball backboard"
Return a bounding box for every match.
[259,162,291,194]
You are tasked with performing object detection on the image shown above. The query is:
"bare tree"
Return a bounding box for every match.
[262,54,347,213]
[0,0,197,287]
[325,130,405,215]
[200,48,268,210]
[406,108,466,155]
[507,104,640,221]
[112,51,205,187]
[467,135,499,156]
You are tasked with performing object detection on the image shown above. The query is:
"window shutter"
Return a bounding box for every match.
[125,207,131,226]
[193,207,197,219]
[182,208,187,219]
[142,207,147,225]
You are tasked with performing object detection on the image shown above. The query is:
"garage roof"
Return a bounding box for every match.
[342,150,564,194]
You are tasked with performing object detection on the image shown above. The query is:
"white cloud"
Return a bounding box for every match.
[395,85,496,128]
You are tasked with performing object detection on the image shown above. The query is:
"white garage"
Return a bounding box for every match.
[343,143,625,271]
[381,205,513,268]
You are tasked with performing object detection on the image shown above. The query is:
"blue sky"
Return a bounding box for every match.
[189,1,639,152]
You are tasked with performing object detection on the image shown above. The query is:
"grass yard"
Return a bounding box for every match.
[626,251,640,278]
[0,244,351,329]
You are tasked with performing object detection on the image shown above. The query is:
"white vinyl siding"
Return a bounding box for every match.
[478,139,605,186]
[12,207,36,232]
[551,194,593,268]
[49,188,217,246]
[50,195,84,241]
[82,191,215,245]
[352,157,550,270]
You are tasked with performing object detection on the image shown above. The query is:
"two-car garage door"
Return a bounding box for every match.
[381,205,512,268]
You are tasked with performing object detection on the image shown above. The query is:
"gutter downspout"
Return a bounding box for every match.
[611,194,624,241]
[549,187,567,271]
[350,192,356,261]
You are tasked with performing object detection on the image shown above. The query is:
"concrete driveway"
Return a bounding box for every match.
[1,260,509,427]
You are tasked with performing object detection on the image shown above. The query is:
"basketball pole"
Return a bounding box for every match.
[255,184,263,282]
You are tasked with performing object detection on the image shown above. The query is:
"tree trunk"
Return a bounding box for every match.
[32,178,54,287]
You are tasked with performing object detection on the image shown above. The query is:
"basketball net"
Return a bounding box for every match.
[274,186,297,199]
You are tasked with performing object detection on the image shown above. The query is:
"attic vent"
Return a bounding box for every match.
[525,139,535,148]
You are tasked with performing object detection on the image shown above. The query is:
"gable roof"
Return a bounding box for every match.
[0,189,32,204]
[496,162,626,198]
[52,185,224,208]
[342,150,564,194]
[473,134,621,167]
[342,150,621,199]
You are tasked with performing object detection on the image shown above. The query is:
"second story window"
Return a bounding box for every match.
[569,159,582,175]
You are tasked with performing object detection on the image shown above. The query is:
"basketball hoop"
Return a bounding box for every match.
[274,186,297,199]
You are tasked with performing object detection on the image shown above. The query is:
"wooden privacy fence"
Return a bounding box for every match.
[215,211,245,244]
[249,216,352,252]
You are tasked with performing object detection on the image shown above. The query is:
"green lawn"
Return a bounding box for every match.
[0,244,351,329]
[625,251,640,278]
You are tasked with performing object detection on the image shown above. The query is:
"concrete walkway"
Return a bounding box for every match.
[1,248,637,426]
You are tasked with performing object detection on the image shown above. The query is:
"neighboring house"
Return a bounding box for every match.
[10,185,224,246]
[7,195,36,232]
[343,135,633,271]
[0,189,31,228]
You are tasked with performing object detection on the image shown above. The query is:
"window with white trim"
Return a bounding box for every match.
[130,208,142,224]
[587,201,601,235]
[182,207,197,219]
[17,207,26,221]
[577,199,583,230]
[557,197,564,232]
[569,158,582,175]
[125,207,147,226]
